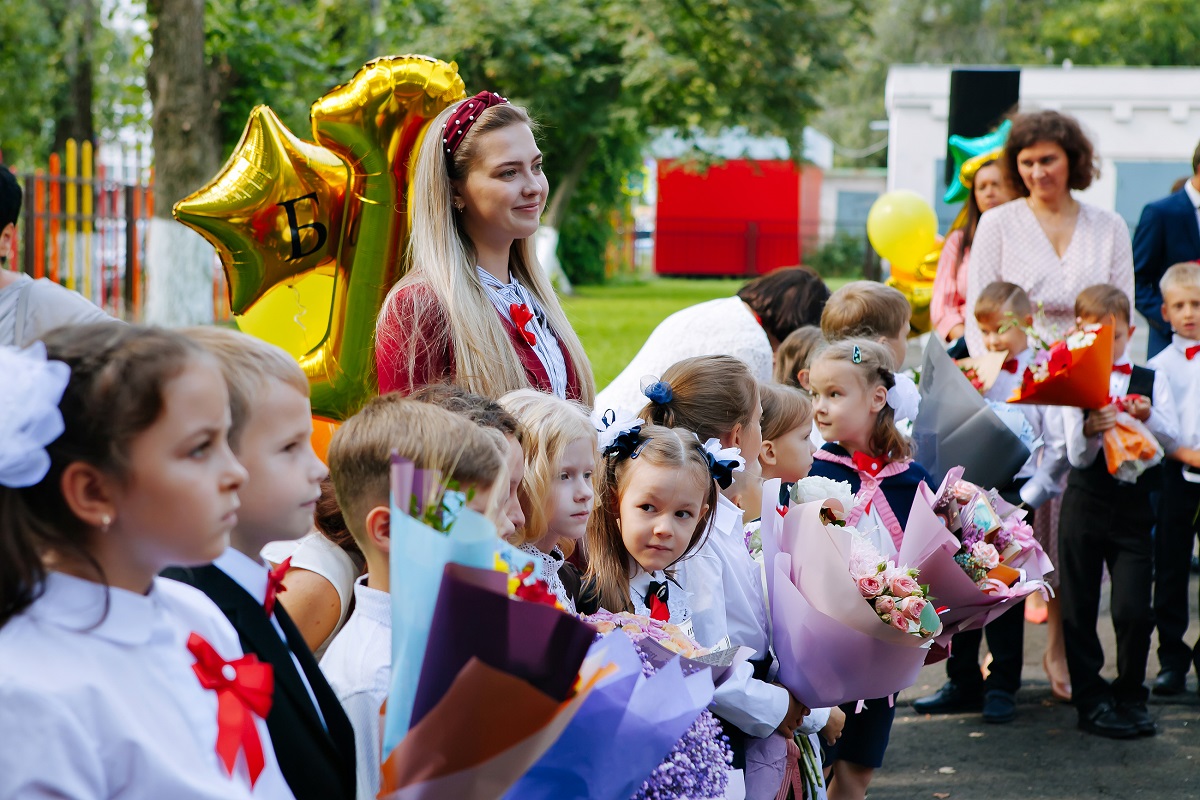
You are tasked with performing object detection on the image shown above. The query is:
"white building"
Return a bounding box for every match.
[885,65,1200,234]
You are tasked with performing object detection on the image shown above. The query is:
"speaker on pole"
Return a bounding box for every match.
[944,68,1021,187]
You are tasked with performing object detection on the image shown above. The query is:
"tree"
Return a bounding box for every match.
[144,0,223,325]
[399,0,868,282]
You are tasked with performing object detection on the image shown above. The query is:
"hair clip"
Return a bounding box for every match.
[0,342,71,488]
[592,408,645,460]
[640,375,673,404]
[852,345,862,364]
[701,438,745,490]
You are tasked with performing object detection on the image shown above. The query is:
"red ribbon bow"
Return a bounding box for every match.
[1112,363,1132,375]
[188,633,275,786]
[510,303,537,346]
[1187,344,1200,361]
[264,557,290,617]
[1001,359,1020,374]
[851,450,889,478]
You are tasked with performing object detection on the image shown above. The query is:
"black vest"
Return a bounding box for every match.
[1067,365,1161,498]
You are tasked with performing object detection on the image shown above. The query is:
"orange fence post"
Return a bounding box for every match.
[48,153,60,284]
[81,140,94,302]
[33,171,45,279]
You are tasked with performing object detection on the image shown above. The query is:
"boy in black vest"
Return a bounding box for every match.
[1059,284,1179,739]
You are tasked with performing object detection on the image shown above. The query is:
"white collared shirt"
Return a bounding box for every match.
[1184,179,1200,236]
[213,548,325,728]
[675,493,791,738]
[1149,334,1200,451]
[628,566,694,638]
[984,348,1069,508]
[0,572,295,800]
[1062,357,1180,469]
[319,576,391,800]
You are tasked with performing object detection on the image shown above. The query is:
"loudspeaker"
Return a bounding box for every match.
[944,68,1021,187]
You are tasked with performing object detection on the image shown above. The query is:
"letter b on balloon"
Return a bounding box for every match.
[866,191,938,271]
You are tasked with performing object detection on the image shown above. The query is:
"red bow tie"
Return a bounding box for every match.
[188,633,275,786]
[646,579,671,622]
[851,451,889,477]
[1187,344,1200,361]
[1112,363,1132,375]
[1001,359,1020,374]
[510,303,537,346]
[264,557,290,617]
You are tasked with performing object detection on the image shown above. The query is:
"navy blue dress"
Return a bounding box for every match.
[809,444,935,769]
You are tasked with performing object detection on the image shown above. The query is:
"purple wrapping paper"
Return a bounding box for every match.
[410,563,596,728]
[502,632,715,800]
[763,498,932,708]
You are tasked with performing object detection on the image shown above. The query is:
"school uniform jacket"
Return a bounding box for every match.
[374,282,585,400]
[808,443,936,533]
[163,563,357,800]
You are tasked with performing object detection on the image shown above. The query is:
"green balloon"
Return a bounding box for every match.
[942,120,1012,205]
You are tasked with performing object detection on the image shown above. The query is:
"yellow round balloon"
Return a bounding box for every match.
[235,273,335,359]
[867,191,939,268]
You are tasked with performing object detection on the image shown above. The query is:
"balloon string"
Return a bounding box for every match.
[289,283,308,341]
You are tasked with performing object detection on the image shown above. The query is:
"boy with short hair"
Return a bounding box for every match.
[164,327,357,800]
[1148,261,1200,696]
[819,280,912,370]
[318,395,507,800]
[1059,284,1179,739]
[915,281,1068,723]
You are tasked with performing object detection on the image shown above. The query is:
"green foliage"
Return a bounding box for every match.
[0,1,61,164]
[404,0,868,281]
[805,230,866,279]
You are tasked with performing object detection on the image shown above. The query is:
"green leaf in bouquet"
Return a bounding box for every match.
[919,602,942,637]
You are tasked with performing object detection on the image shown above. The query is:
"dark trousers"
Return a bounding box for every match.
[1059,483,1155,711]
[945,599,1026,694]
[1154,463,1200,674]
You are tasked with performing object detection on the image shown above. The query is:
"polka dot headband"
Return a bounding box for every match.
[442,91,509,168]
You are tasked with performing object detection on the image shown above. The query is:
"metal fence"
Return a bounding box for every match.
[9,140,232,321]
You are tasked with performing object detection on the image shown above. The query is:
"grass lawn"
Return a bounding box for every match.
[562,276,852,387]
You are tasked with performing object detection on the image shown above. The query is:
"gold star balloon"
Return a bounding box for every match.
[174,55,466,421]
[174,106,348,313]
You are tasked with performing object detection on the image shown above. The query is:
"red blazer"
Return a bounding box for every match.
[375,283,585,400]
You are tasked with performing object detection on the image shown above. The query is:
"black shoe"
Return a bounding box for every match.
[1116,702,1157,737]
[1078,701,1140,739]
[1153,669,1187,696]
[982,690,1016,724]
[912,681,983,714]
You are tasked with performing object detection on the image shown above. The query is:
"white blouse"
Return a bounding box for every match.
[596,297,773,416]
[964,199,1134,358]
[0,572,294,800]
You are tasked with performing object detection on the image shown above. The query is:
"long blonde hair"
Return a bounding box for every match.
[583,425,717,614]
[499,389,596,547]
[377,101,595,404]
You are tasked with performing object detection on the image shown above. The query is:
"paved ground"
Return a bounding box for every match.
[866,574,1200,799]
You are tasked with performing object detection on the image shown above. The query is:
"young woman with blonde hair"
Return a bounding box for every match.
[374,92,594,404]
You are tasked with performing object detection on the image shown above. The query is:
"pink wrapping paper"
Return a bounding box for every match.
[763,497,933,708]
[902,479,1052,646]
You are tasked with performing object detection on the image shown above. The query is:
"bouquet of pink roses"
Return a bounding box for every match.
[759,478,940,708]
[849,534,941,639]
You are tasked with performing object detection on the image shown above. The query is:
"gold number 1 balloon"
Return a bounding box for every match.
[174,55,466,420]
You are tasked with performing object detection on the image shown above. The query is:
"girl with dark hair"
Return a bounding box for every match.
[0,324,294,798]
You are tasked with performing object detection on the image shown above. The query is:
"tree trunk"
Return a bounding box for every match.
[542,136,597,231]
[50,0,96,154]
[144,0,222,325]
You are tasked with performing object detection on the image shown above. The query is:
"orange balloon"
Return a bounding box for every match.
[311,416,341,465]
